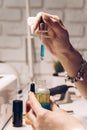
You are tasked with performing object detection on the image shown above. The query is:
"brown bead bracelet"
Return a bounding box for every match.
[65,59,87,83]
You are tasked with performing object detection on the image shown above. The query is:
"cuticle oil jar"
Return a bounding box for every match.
[35,80,50,110]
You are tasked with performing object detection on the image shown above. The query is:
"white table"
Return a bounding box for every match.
[60,98,87,129]
[4,98,87,130]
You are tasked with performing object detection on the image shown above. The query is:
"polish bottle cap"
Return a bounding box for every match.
[30,83,35,92]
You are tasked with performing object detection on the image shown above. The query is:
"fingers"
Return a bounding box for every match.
[43,14,64,34]
[28,109,36,124]
[28,92,44,116]
[34,23,55,39]
[33,12,55,31]
[33,12,66,42]
[50,96,60,111]
[34,12,63,31]
[42,12,65,28]
[33,12,43,31]
[50,96,69,114]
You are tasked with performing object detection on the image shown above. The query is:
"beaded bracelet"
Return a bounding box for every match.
[65,59,87,83]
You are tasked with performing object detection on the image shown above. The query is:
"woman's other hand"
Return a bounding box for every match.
[28,92,85,130]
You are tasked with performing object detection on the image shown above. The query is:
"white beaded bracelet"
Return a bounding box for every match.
[65,59,87,83]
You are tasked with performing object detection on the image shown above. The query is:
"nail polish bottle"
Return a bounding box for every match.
[12,100,23,127]
[25,83,35,125]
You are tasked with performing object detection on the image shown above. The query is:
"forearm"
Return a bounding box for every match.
[33,12,87,99]
[57,45,87,99]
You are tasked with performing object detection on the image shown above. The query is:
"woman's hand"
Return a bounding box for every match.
[28,92,85,130]
[33,12,73,58]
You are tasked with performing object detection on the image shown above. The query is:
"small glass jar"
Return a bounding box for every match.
[35,80,50,110]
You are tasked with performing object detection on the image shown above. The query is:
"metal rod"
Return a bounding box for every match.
[25,0,33,81]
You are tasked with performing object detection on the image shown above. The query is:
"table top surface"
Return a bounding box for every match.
[4,98,87,130]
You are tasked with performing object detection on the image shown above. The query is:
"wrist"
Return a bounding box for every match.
[56,45,83,77]
[56,43,74,60]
